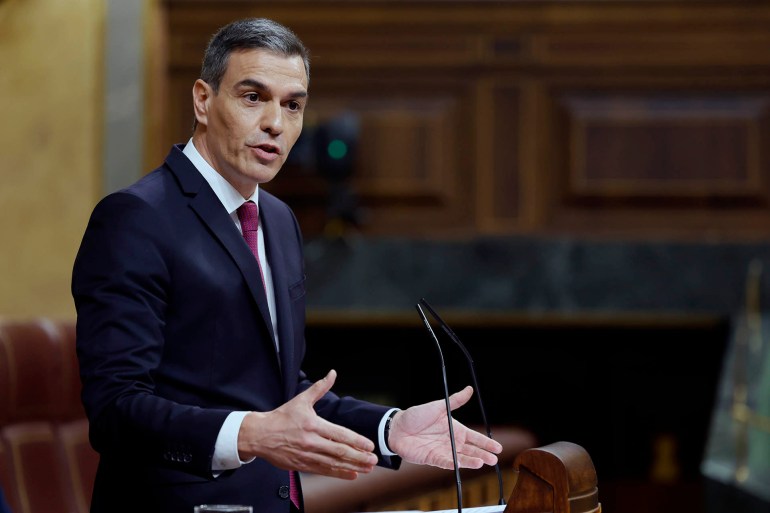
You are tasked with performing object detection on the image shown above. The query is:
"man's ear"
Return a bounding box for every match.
[192,79,212,127]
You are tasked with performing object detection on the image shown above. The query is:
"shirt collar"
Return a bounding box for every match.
[182,138,258,215]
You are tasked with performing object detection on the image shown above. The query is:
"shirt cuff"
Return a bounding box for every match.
[212,411,255,472]
[378,408,400,457]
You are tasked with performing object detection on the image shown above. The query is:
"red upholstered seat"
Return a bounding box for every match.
[2,422,73,513]
[57,418,97,513]
[0,320,98,513]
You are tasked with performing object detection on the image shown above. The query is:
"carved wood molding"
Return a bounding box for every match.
[157,1,770,238]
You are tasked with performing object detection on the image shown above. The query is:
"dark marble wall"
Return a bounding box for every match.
[304,237,770,316]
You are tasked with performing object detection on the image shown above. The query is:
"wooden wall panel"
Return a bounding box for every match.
[540,87,770,236]
[488,85,521,222]
[563,94,768,199]
[159,0,770,239]
[535,33,770,67]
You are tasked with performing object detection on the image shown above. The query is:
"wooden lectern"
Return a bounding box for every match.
[504,441,601,513]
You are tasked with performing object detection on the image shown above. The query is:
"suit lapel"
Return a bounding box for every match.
[166,147,278,349]
[260,196,297,398]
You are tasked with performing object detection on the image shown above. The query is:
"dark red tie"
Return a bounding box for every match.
[236,201,265,288]
[236,200,300,508]
[289,470,300,508]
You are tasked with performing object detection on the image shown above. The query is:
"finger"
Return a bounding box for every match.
[299,458,362,480]
[431,452,494,470]
[287,439,376,474]
[326,468,360,480]
[297,448,376,474]
[457,442,501,466]
[425,454,455,470]
[455,453,489,469]
[315,417,376,454]
[461,428,503,454]
[448,386,473,412]
[300,369,338,405]
[315,444,377,473]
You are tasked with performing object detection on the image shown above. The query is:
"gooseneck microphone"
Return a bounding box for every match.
[416,303,463,513]
[419,298,506,506]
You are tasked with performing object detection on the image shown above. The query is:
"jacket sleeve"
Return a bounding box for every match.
[72,191,229,478]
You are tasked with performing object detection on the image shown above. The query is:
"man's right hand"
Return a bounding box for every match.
[237,369,378,480]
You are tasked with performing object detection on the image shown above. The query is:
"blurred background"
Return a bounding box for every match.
[2,0,770,512]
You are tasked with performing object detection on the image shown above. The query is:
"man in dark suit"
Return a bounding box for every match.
[72,18,501,512]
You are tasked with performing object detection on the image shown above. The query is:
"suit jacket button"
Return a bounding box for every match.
[278,485,290,499]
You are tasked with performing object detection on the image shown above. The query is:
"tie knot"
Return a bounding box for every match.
[237,201,259,233]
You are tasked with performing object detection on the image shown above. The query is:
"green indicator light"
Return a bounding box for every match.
[327,139,348,160]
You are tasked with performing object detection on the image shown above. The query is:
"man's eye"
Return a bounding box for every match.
[288,101,301,112]
[246,93,259,102]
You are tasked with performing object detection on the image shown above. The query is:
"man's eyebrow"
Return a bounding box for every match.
[235,78,308,99]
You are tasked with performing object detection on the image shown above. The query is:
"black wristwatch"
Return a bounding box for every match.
[383,410,398,453]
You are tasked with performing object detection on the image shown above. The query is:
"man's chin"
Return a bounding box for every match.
[254,168,282,184]
[243,161,283,184]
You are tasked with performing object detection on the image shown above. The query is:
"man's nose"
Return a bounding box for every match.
[260,100,283,135]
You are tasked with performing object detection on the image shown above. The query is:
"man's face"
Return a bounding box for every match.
[193,49,308,197]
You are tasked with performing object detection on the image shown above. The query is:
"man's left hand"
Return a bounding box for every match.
[387,386,503,469]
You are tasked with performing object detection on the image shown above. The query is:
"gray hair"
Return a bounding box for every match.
[201,18,310,91]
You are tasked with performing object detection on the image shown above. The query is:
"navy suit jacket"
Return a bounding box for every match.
[72,146,396,512]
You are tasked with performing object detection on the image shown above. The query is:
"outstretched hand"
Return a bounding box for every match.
[388,386,503,470]
[237,370,378,480]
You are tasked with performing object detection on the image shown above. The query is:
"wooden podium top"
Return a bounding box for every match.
[505,441,600,513]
